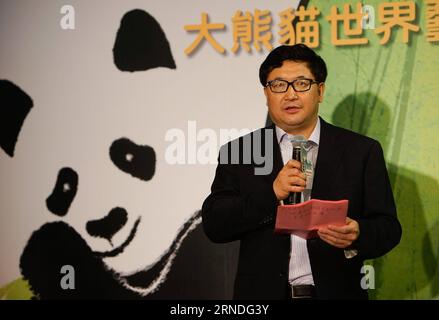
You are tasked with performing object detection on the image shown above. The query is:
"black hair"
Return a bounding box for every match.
[259,44,327,86]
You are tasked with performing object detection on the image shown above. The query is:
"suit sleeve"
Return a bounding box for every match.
[201,154,279,243]
[354,140,402,259]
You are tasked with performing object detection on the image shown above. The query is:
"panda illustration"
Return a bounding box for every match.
[0,4,245,299]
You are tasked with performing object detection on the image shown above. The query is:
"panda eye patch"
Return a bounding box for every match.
[46,167,78,216]
[110,138,156,181]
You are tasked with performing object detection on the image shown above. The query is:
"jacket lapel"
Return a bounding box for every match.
[263,125,284,185]
[311,118,346,200]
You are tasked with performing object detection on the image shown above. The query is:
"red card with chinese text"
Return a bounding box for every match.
[274,199,348,239]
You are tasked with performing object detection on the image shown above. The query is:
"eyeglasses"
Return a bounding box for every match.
[265,78,320,93]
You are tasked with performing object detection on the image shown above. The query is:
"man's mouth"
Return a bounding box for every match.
[284,105,301,114]
[92,216,141,258]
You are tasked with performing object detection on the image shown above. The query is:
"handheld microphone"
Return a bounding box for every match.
[285,135,305,205]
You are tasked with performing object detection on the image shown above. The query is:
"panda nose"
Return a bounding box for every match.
[86,207,128,246]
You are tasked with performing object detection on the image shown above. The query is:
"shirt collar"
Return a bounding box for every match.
[308,118,321,146]
[275,118,321,146]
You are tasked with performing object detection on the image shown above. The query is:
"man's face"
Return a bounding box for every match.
[264,60,325,137]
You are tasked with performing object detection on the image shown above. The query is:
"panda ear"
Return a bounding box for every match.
[0,80,33,157]
[113,9,176,72]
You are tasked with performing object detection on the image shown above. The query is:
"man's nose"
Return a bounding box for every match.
[284,84,298,99]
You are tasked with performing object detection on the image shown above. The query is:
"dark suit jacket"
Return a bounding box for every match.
[201,118,401,300]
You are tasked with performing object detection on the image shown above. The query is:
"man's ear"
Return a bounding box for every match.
[318,83,325,103]
[263,87,269,105]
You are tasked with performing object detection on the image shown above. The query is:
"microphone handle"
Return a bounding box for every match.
[286,146,302,205]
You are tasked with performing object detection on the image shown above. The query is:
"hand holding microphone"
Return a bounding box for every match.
[273,136,306,204]
[287,144,303,204]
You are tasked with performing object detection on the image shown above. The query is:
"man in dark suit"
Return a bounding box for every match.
[201,44,401,300]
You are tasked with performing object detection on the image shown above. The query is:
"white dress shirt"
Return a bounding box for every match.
[275,118,320,286]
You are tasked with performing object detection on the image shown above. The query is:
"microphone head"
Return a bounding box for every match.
[289,135,305,148]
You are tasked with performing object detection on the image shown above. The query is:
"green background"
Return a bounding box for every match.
[312,0,439,299]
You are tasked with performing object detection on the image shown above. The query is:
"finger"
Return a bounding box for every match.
[320,228,356,241]
[290,185,305,193]
[286,169,306,180]
[286,160,302,170]
[318,232,351,248]
[319,228,356,241]
[289,176,306,187]
[329,219,359,236]
[327,224,354,234]
[322,236,350,248]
